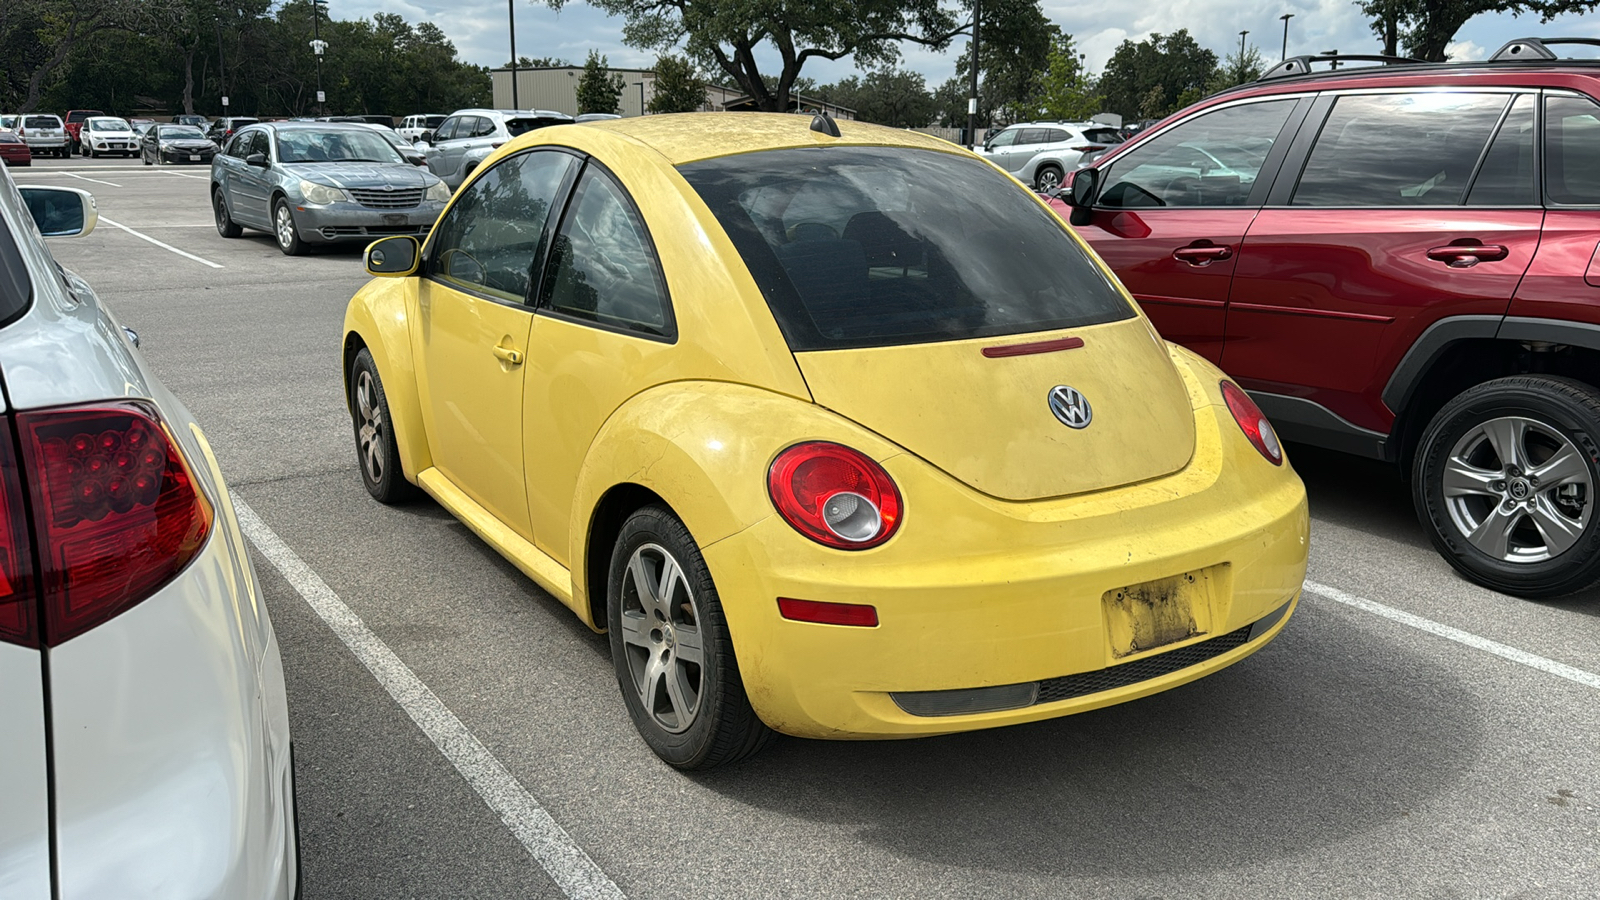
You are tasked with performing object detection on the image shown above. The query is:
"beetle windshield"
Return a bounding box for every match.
[679,146,1133,351]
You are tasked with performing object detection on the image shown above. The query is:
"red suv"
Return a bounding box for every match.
[1052,37,1600,598]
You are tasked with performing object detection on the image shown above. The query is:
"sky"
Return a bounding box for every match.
[330,0,1600,89]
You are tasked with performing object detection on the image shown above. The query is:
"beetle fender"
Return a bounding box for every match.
[567,381,902,627]
[342,277,431,484]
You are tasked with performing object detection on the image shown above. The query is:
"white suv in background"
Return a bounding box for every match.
[418,108,573,188]
[979,121,1126,191]
[0,160,297,898]
[15,115,69,158]
[398,113,446,143]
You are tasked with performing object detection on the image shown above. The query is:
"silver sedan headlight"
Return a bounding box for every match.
[298,180,346,205]
[425,181,452,203]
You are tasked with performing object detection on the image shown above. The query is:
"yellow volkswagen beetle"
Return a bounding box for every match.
[342,113,1309,769]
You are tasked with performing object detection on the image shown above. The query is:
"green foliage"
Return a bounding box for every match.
[813,69,937,126]
[576,49,626,115]
[1205,45,1265,94]
[508,56,570,68]
[947,0,1055,124]
[4,0,488,116]
[1098,30,1217,121]
[648,54,708,113]
[1037,33,1100,122]
[1356,0,1600,61]
[548,0,970,113]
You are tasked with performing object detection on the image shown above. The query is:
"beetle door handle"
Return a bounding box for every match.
[1427,244,1509,267]
[1173,242,1233,265]
[492,345,523,366]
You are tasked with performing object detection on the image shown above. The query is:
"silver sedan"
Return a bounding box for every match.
[211,122,450,256]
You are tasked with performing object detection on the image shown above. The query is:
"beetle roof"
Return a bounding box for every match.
[576,112,963,165]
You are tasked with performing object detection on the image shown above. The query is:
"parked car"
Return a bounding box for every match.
[318,114,394,129]
[418,108,573,188]
[574,113,622,123]
[978,121,1125,191]
[62,109,105,147]
[172,113,209,129]
[398,113,446,143]
[77,116,137,158]
[16,114,69,158]
[1051,36,1600,598]
[0,132,30,167]
[0,115,15,131]
[0,154,297,900]
[211,121,450,255]
[343,113,1309,770]
[140,123,218,166]
[362,122,427,166]
[205,116,260,144]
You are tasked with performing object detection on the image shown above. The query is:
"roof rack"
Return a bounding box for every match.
[1490,37,1600,61]
[1258,53,1422,81]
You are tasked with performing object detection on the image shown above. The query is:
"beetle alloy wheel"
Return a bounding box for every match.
[1442,415,1593,563]
[353,369,386,484]
[617,542,705,735]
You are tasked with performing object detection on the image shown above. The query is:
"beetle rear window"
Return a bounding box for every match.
[679,147,1133,351]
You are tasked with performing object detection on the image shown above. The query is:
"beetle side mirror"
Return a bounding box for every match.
[1064,167,1099,227]
[366,235,421,277]
[246,152,269,168]
[19,186,97,238]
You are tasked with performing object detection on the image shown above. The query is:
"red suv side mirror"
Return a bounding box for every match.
[1063,167,1098,226]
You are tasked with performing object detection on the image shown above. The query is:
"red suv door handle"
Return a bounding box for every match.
[1427,244,1509,267]
[1173,242,1233,265]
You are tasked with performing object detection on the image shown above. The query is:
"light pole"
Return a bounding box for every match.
[1280,13,1294,61]
[1239,30,1249,59]
[508,0,519,109]
[1322,48,1339,70]
[966,0,980,150]
[311,0,327,116]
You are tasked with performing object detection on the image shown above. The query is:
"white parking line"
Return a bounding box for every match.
[166,172,209,180]
[97,216,223,268]
[61,171,121,187]
[233,499,627,900]
[1304,579,1600,691]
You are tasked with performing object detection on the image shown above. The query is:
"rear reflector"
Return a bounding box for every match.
[19,401,213,645]
[777,597,878,627]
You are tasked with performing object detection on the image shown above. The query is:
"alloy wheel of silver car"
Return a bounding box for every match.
[353,369,386,486]
[275,205,295,249]
[1035,166,1063,192]
[1441,415,1592,563]
[616,542,705,735]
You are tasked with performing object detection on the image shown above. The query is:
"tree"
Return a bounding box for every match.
[1098,30,1216,121]
[1036,32,1099,122]
[576,49,625,114]
[544,0,970,114]
[1356,0,1600,61]
[815,69,936,126]
[649,53,707,113]
[14,0,179,112]
[1205,44,1266,94]
[507,55,569,67]
[948,0,1054,125]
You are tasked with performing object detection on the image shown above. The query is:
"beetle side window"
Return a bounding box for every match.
[428,150,576,304]
[1545,94,1600,205]
[1099,99,1294,208]
[1292,92,1507,207]
[538,166,673,338]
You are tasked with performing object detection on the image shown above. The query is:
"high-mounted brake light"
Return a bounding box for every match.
[768,442,902,550]
[18,401,213,646]
[1220,381,1283,465]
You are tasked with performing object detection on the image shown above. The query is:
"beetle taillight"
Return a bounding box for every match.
[768,442,902,550]
[18,402,213,646]
[1220,381,1283,465]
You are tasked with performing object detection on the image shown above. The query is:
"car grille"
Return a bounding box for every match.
[1033,624,1254,705]
[348,188,424,209]
[318,225,428,239]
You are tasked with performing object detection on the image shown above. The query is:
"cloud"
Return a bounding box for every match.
[329,0,1600,87]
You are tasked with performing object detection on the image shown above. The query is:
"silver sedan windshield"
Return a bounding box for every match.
[276,129,403,164]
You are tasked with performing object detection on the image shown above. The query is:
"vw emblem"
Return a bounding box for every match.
[1048,385,1092,429]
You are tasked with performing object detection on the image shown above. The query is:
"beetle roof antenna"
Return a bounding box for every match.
[810,112,841,138]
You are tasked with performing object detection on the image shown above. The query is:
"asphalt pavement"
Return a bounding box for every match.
[13,154,1600,899]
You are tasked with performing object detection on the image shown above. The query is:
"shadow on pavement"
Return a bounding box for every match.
[692,615,1480,878]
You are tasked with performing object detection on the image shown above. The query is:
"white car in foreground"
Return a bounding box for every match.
[77,116,138,158]
[0,162,297,897]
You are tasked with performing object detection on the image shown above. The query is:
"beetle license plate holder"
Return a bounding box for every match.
[1103,568,1219,658]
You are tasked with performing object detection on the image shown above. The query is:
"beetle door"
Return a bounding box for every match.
[413,149,578,539]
